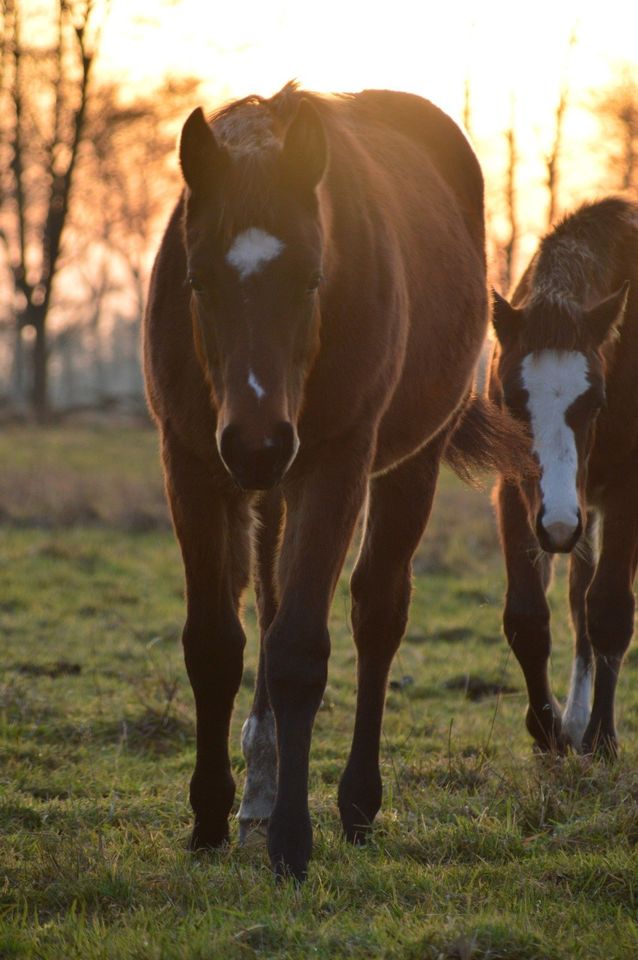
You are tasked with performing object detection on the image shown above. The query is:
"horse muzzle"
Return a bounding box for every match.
[535,508,583,554]
[219,421,298,490]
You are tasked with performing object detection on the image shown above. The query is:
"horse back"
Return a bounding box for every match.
[351,89,485,259]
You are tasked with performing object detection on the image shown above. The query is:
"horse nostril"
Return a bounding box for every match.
[219,424,241,468]
[272,421,296,464]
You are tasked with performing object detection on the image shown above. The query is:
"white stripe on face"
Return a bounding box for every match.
[521,350,589,529]
[226,227,284,280]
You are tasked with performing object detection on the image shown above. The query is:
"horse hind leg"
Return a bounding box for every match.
[582,488,638,757]
[238,489,283,844]
[562,512,597,752]
[338,437,445,844]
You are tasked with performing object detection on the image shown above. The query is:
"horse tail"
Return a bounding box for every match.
[443,394,534,485]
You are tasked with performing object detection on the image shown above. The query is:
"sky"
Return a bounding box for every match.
[97,0,636,126]
[94,0,637,277]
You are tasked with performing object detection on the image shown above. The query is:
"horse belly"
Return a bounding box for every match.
[373,255,487,472]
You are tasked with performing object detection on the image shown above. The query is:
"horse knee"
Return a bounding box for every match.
[587,586,634,659]
[503,596,551,663]
[265,619,330,716]
[350,563,411,649]
[183,612,245,701]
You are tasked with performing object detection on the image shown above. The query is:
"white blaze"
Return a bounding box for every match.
[521,351,589,529]
[226,227,284,280]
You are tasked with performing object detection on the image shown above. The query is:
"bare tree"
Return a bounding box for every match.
[73,76,200,322]
[502,96,519,294]
[591,65,638,194]
[0,0,108,419]
[545,24,578,227]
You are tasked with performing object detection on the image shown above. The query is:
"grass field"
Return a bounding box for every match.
[1,425,637,959]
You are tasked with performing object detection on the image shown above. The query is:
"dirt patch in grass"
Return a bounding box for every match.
[443,673,518,701]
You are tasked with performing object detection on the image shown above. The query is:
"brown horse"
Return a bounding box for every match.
[144,81,521,881]
[490,197,638,758]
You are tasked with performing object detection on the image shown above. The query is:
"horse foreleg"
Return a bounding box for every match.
[496,479,562,751]
[582,484,638,757]
[163,430,250,849]
[265,440,371,881]
[238,489,283,844]
[563,511,597,751]
[338,437,444,843]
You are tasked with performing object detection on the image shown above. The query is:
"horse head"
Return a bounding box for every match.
[492,282,629,552]
[179,98,328,490]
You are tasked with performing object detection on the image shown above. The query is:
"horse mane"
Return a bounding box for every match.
[519,196,638,352]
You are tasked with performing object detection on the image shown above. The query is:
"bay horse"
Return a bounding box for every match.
[490,196,638,758]
[144,81,524,881]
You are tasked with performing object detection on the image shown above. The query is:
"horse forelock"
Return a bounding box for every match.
[522,296,585,353]
[198,83,313,245]
[214,102,280,158]
[211,82,302,158]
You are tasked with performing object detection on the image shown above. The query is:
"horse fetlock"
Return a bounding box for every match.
[525,699,566,754]
[189,767,235,828]
[338,762,382,844]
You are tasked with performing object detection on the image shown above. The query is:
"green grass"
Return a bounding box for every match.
[1,426,637,959]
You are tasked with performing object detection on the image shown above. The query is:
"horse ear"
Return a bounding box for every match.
[281,98,328,195]
[179,107,227,194]
[586,281,630,346]
[492,289,523,346]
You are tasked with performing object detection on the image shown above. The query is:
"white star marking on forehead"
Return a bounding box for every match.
[521,350,590,529]
[226,228,284,281]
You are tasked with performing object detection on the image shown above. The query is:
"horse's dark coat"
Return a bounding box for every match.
[144,82,514,879]
[489,196,638,756]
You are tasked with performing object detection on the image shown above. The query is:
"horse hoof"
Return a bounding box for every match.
[238,817,269,847]
[188,821,230,851]
[343,821,373,846]
[273,857,308,885]
[581,728,618,760]
[267,810,312,884]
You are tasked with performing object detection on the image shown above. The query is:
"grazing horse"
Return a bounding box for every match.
[144,81,521,881]
[490,197,638,757]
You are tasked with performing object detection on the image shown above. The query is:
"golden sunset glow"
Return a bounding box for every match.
[99,0,635,129]
[94,0,638,277]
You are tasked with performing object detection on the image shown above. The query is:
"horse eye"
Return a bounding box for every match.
[187,273,205,293]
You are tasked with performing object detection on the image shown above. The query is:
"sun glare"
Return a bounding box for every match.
[95,0,638,279]
[101,1,635,128]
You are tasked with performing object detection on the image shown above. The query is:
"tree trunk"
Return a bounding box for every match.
[11,321,27,412]
[30,310,48,422]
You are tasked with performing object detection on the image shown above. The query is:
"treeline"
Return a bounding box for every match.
[0,2,636,419]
